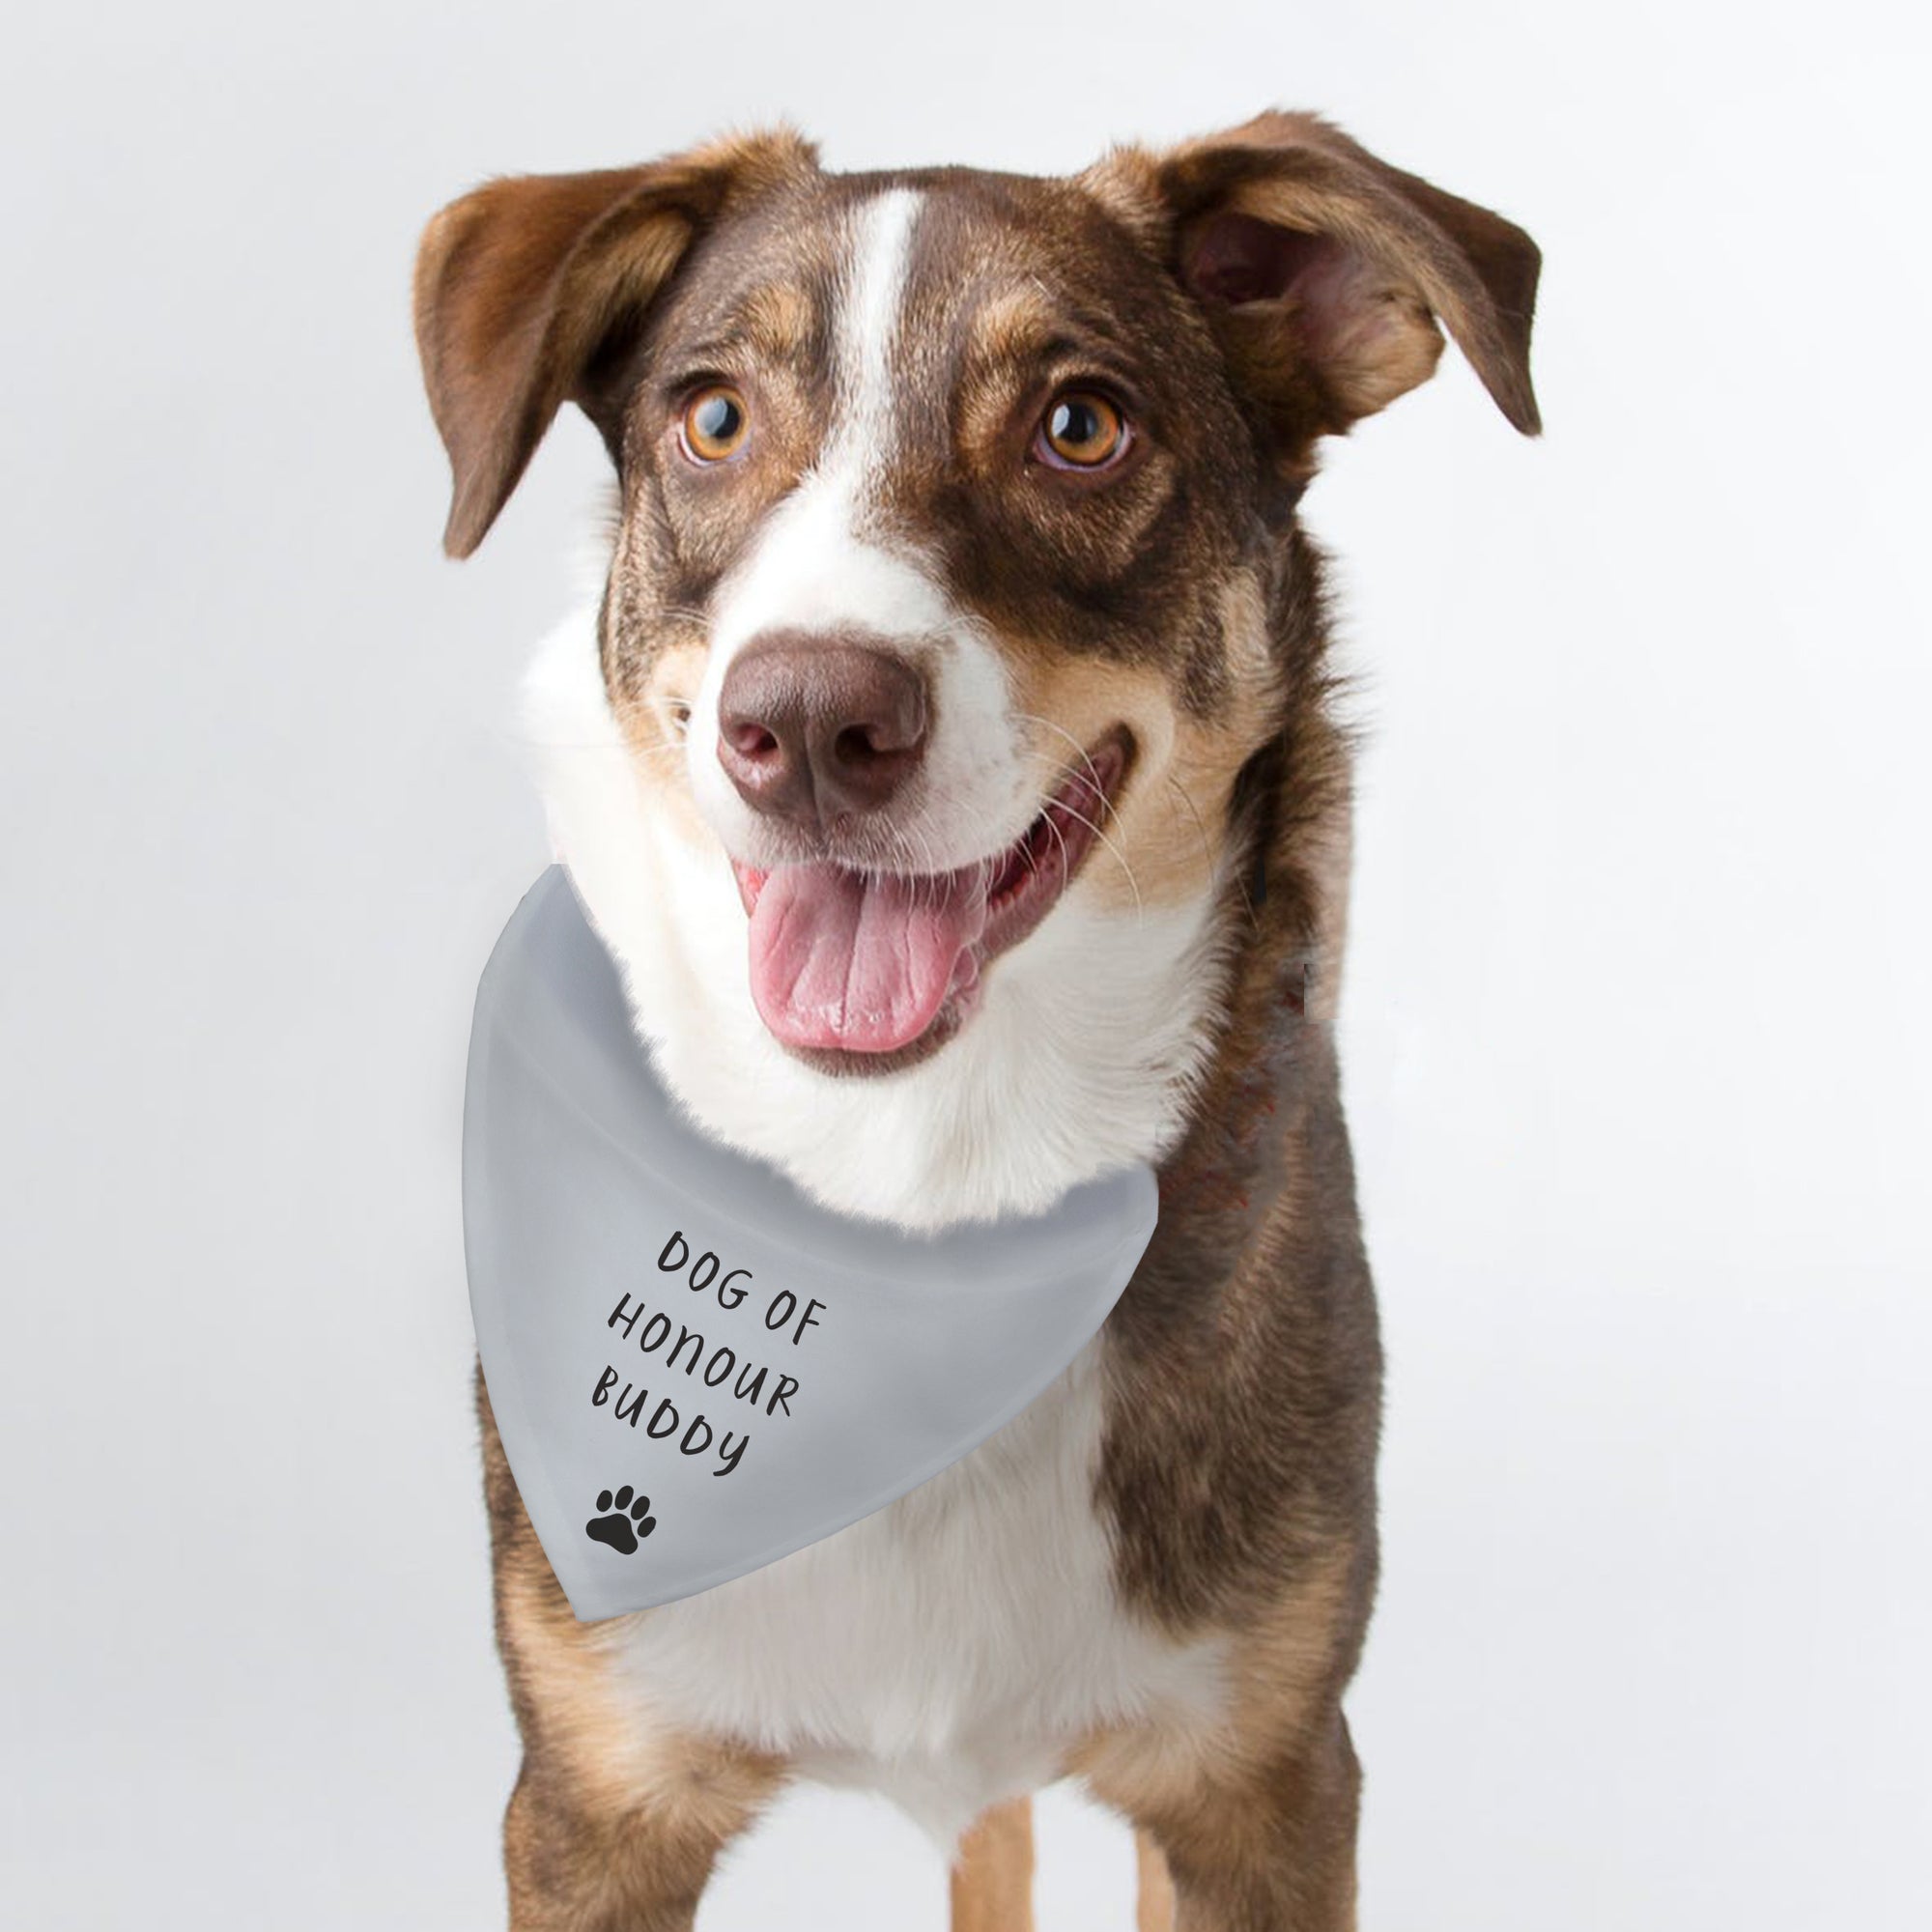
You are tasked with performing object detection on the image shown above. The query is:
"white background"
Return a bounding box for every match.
[3,3,1926,1926]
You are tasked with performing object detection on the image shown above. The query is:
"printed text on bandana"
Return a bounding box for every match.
[590,1231,827,1477]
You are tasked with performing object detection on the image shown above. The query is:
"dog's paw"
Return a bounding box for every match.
[584,1486,657,1554]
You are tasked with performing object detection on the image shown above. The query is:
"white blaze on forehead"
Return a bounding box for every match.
[831,185,923,487]
[697,186,933,671]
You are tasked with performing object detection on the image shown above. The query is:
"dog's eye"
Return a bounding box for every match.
[1036,391,1129,471]
[680,385,751,464]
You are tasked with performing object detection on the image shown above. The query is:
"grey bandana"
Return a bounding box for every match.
[463,868,1158,1620]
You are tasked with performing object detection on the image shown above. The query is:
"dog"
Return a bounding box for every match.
[414,110,1539,1930]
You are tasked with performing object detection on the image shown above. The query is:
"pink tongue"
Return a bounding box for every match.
[747,863,988,1054]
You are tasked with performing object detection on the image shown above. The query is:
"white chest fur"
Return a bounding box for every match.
[523,607,1232,1839]
[602,1341,1225,1844]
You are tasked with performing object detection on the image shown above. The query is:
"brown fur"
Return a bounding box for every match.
[950,1799,1037,1932]
[480,1377,786,1929]
[421,110,1540,1930]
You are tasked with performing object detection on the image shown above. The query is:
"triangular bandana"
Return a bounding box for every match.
[463,869,1158,1620]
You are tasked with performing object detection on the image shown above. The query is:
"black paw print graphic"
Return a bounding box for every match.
[585,1486,657,1554]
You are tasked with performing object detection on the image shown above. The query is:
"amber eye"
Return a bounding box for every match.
[680,385,750,463]
[1037,391,1129,470]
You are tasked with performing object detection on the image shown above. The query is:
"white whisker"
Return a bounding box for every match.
[1011,712,1122,827]
[1164,773,1256,933]
[1055,801,1143,923]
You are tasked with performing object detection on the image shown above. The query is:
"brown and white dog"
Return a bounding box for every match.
[414,111,1539,1931]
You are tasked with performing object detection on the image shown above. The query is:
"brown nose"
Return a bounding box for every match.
[717,633,929,829]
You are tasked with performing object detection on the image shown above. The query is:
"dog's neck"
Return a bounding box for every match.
[525,607,1256,1231]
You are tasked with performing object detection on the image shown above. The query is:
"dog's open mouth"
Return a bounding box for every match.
[730,731,1130,1065]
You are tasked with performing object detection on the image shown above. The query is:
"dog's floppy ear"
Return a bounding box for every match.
[1094,112,1540,444]
[413,129,814,557]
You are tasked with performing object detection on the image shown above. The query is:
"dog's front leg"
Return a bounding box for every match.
[480,1374,781,1930]
[1089,1710,1362,1932]
[502,1750,773,1932]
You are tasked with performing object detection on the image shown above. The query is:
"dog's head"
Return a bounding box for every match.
[415,115,1537,1221]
